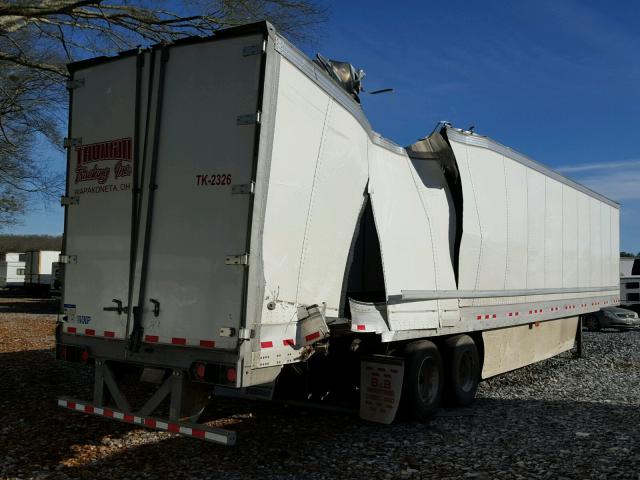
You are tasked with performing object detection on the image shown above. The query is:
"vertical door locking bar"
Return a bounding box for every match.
[129,46,170,352]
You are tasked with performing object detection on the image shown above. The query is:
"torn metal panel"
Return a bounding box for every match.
[405,127,460,183]
[368,140,458,331]
[349,299,390,333]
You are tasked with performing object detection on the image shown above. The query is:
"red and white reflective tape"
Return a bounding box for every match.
[474,299,614,321]
[259,332,322,349]
[143,335,217,349]
[63,325,217,349]
[64,325,117,338]
[57,398,235,445]
[305,331,321,342]
[260,338,297,349]
[350,323,379,333]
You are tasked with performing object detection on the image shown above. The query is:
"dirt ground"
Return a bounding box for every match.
[1,292,639,480]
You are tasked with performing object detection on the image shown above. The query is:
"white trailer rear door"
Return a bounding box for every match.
[136,35,264,350]
[62,55,138,340]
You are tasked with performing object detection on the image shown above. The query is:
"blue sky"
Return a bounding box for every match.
[13,0,640,252]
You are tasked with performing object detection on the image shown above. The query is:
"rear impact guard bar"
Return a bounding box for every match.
[57,359,236,445]
[58,398,235,445]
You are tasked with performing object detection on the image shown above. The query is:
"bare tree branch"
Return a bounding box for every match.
[0,0,326,228]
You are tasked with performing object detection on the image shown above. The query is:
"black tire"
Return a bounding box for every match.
[584,315,601,331]
[401,340,444,421]
[444,335,480,407]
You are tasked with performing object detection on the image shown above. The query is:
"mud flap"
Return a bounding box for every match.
[359,355,404,424]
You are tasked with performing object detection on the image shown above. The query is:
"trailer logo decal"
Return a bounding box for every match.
[76,138,132,166]
[75,164,111,184]
[74,183,131,195]
[74,137,132,186]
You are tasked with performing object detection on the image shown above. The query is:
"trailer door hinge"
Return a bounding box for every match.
[60,195,80,206]
[63,137,82,148]
[238,328,254,340]
[66,78,85,90]
[237,112,261,125]
[231,182,255,195]
[242,43,264,57]
[225,253,249,266]
[59,254,78,264]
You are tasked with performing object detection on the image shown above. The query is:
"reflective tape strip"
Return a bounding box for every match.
[57,397,236,445]
[64,329,217,348]
[472,298,613,322]
[305,331,320,342]
[261,339,299,349]
[64,327,118,338]
[144,418,156,428]
[140,335,219,349]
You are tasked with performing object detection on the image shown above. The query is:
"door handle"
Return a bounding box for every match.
[149,299,160,317]
[103,299,124,315]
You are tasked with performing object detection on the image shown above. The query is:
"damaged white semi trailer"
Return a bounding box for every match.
[57,22,620,444]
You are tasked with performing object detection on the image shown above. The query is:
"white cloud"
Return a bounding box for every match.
[556,158,640,174]
[558,159,640,202]
[580,172,640,201]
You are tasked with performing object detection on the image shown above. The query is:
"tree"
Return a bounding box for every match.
[0,1,325,226]
[621,251,636,257]
[0,233,62,251]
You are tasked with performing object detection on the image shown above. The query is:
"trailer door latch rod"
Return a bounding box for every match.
[149,299,160,317]
[103,299,126,315]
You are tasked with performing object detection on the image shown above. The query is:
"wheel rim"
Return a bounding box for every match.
[458,351,475,393]
[417,356,439,403]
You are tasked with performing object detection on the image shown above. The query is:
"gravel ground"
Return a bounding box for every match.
[1,293,639,479]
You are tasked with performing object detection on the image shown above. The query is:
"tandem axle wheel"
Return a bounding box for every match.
[401,334,480,420]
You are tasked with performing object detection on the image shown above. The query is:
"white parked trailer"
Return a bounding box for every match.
[0,252,26,288]
[25,250,61,288]
[619,258,640,309]
[57,22,620,443]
